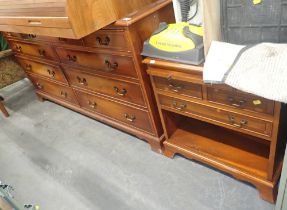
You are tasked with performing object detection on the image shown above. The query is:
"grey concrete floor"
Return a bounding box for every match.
[0,79,275,210]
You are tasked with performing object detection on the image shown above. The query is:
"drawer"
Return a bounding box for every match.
[6,33,83,46]
[64,67,146,107]
[158,94,273,138]
[56,48,137,78]
[83,30,130,51]
[10,41,59,61]
[29,75,78,105]
[17,57,67,84]
[5,32,54,42]
[75,90,153,133]
[207,86,275,115]
[153,76,202,99]
[3,32,22,38]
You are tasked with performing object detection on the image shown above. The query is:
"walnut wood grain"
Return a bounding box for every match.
[63,67,146,107]
[56,48,138,79]
[8,39,59,60]
[29,74,78,105]
[158,94,273,140]
[75,89,153,134]
[146,58,287,203]
[4,0,175,154]
[17,56,67,84]
[0,0,160,38]
[83,30,131,51]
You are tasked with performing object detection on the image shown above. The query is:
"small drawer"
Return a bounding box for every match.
[6,33,54,42]
[3,32,22,38]
[29,75,78,104]
[17,57,67,84]
[75,90,153,133]
[56,48,137,78]
[83,30,130,51]
[7,33,83,46]
[10,40,59,61]
[207,86,275,115]
[153,76,202,99]
[159,94,273,139]
[64,67,146,107]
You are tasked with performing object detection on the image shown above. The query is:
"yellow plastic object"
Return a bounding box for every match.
[253,100,262,105]
[148,22,203,53]
[253,0,262,5]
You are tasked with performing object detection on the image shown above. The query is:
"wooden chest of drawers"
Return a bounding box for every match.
[4,0,175,153]
[145,58,287,203]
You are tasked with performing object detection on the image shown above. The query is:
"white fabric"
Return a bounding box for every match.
[224,43,287,103]
[203,41,245,84]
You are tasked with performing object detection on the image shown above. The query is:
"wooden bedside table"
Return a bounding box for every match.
[145,58,287,203]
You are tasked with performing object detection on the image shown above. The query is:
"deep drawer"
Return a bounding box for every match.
[56,48,137,78]
[75,89,153,133]
[9,40,59,61]
[83,30,130,51]
[17,57,67,84]
[29,75,78,105]
[158,94,273,139]
[63,67,146,107]
[153,76,203,99]
[207,86,275,115]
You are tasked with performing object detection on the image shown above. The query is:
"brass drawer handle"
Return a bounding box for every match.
[172,101,187,111]
[36,83,43,89]
[38,49,46,57]
[77,76,87,86]
[105,60,118,71]
[67,55,77,62]
[228,97,246,108]
[15,45,22,53]
[47,69,55,78]
[167,76,183,92]
[27,34,37,39]
[60,91,68,98]
[96,36,110,46]
[125,114,136,122]
[25,64,32,71]
[114,86,127,96]
[88,101,97,109]
[228,116,248,128]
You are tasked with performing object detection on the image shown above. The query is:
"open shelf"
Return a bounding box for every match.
[165,115,270,179]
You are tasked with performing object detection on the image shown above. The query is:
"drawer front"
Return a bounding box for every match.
[75,90,153,133]
[207,86,275,115]
[29,75,78,104]
[83,30,130,51]
[10,41,59,60]
[56,48,137,78]
[153,76,203,99]
[159,94,273,138]
[64,68,146,107]
[17,57,67,84]
[6,33,83,46]
[5,32,54,42]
